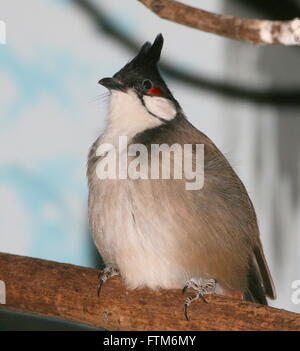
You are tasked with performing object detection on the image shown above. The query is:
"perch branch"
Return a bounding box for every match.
[0,253,300,331]
[138,0,300,46]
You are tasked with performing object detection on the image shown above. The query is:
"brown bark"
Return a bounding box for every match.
[0,252,299,331]
[138,0,300,46]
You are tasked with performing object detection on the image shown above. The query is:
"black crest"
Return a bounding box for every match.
[130,33,164,67]
[113,34,169,92]
[99,34,178,105]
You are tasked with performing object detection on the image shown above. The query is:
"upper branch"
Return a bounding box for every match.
[138,0,300,46]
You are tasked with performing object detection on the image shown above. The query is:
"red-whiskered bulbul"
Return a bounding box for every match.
[87,34,276,319]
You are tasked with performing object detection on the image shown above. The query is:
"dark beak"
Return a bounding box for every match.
[98,77,124,91]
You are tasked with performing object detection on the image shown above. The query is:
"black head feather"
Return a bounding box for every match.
[113,34,176,101]
[99,34,179,107]
[119,34,163,73]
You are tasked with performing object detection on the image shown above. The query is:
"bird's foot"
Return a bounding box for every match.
[97,266,119,296]
[182,278,216,320]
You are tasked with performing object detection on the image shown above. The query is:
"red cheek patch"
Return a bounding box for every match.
[147,86,163,96]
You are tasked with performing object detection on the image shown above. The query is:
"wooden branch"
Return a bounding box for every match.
[0,252,299,331]
[138,0,300,46]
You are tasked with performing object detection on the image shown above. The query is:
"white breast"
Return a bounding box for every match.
[104,89,162,143]
[90,90,185,289]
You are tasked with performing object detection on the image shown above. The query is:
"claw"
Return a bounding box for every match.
[182,278,216,320]
[200,294,208,304]
[96,266,119,296]
[184,303,190,321]
[97,279,104,297]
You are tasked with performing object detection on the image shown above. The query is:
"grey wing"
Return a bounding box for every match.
[192,123,276,303]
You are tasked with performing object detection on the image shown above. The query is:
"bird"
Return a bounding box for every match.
[87,34,276,319]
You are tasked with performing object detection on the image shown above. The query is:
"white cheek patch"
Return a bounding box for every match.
[143,96,176,121]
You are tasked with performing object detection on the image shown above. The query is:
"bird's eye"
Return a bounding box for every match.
[142,79,153,91]
[142,79,163,96]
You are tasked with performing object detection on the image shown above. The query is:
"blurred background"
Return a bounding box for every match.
[0,0,299,314]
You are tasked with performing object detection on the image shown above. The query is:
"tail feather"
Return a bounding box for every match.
[254,246,276,300]
[245,261,268,305]
[245,246,276,305]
